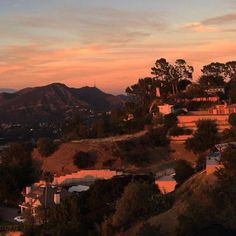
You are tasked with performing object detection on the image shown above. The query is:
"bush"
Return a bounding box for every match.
[195,155,206,172]
[112,182,156,228]
[124,147,150,167]
[37,138,57,157]
[163,114,178,129]
[174,160,194,185]
[169,126,193,136]
[185,120,219,154]
[147,128,170,147]
[229,113,236,128]
[73,151,97,169]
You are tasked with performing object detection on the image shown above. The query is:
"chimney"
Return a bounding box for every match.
[54,192,60,205]
[26,186,31,194]
[156,87,161,97]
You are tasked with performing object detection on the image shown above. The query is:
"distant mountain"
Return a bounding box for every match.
[0,83,124,124]
[0,88,16,93]
[72,86,124,111]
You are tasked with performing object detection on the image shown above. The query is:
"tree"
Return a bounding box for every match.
[112,182,156,228]
[172,59,194,94]
[73,151,97,169]
[163,113,178,129]
[229,113,236,128]
[202,62,226,78]
[199,75,225,88]
[126,77,159,114]
[185,120,219,154]
[0,143,39,203]
[195,155,206,172]
[37,137,57,157]
[151,58,193,95]
[227,81,236,103]
[225,61,236,81]
[174,160,194,185]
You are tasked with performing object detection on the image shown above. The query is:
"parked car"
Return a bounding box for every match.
[14,215,25,223]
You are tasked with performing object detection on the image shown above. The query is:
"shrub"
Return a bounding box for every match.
[169,126,185,136]
[73,151,97,169]
[37,138,57,157]
[185,120,219,154]
[174,160,194,185]
[163,113,178,129]
[112,182,155,228]
[147,128,170,147]
[229,113,236,128]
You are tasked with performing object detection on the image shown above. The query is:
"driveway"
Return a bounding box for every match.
[0,206,19,222]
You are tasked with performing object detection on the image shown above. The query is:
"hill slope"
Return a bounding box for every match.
[0,83,124,123]
[124,171,217,236]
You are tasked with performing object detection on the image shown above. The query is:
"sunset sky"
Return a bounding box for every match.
[0,0,236,94]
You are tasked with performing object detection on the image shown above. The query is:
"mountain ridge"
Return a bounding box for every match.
[0,83,125,123]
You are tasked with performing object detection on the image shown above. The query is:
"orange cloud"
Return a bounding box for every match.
[181,22,219,33]
[1,39,236,94]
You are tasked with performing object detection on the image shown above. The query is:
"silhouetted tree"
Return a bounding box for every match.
[185,120,219,154]
[174,160,194,185]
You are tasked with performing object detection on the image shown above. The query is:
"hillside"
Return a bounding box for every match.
[71,86,124,111]
[0,83,124,123]
[0,88,16,93]
[124,171,217,236]
[33,131,148,175]
[33,131,197,176]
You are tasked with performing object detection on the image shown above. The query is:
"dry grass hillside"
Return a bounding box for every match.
[124,171,217,236]
[33,131,147,175]
[33,131,198,176]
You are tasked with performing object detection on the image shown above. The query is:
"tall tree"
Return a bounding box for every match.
[185,120,219,154]
[126,77,160,114]
[225,61,236,81]
[151,58,193,95]
[202,62,226,77]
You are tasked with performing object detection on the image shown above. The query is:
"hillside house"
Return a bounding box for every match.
[178,111,230,132]
[157,104,174,115]
[209,104,236,115]
[53,169,122,186]
[155,173,177,194]
[206,152,224,175]
[19,183,70,218]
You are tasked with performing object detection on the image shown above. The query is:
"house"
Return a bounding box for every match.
[215,142,236,152]
[209,104,236,115]
[19,183,70,218]
[178,111,230,132]
[53,169,122,186]
[157,104,174,115]
[155,173,177,194]
[205,87,225,95]
[206,152,224,175]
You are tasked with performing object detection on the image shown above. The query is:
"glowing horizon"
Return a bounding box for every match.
[1,0,236,94]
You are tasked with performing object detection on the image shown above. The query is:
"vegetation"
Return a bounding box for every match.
[112,182,157,228]
[0,143,39,204]
[117,128,169,167]
[73,151,97,169]
[176,146,236,235]
[174,160,194,185]
[23,174,170,236]
[185,120,219,154]
[37,137,57,157]
[229,113,236,128]
[169,125,192,136]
